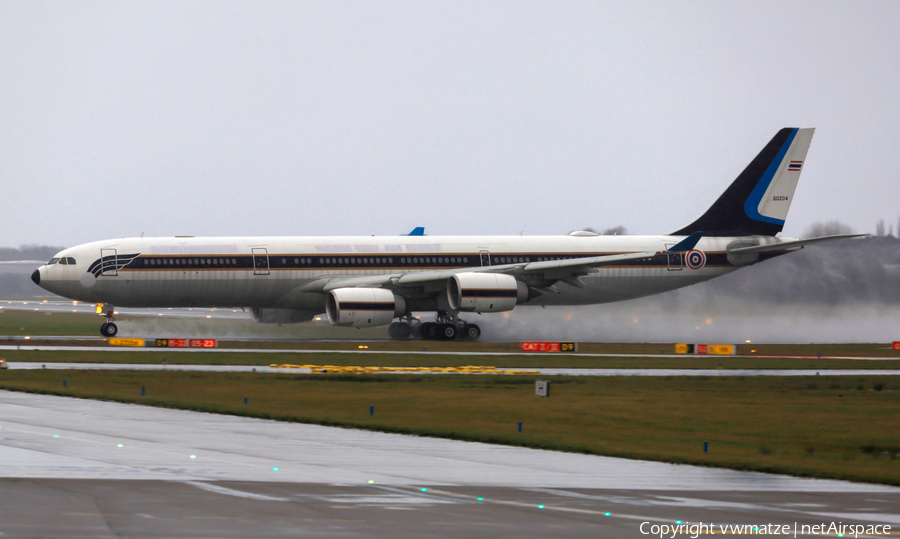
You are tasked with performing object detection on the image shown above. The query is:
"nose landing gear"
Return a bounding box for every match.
[100,322,118,337]
[98,305,118,337]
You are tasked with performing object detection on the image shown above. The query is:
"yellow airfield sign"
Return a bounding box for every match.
[109,338,145,347]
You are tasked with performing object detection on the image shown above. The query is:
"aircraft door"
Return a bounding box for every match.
[100,249,118,276]
[252,248,270,275]
[664,245,683,271]
[479,250,491,267]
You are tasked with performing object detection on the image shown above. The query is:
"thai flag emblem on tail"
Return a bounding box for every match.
[788,160,803,171]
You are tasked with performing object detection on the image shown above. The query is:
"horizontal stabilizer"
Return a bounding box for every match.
[728,234,868,254]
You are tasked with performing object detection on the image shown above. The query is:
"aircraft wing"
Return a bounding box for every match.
[304,234,705,293]
[727,233,867,254]
[307,249,666,293]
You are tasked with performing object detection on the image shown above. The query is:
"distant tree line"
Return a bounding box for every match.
[0,244,65,262]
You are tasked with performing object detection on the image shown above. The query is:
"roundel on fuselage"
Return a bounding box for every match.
[686,250,706,270]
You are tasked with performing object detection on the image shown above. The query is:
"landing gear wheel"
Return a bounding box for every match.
[421,323,439,340]
[439,323,457,340]
[463,324,481,340]
[388,322,412,339]
[101,322,118,337]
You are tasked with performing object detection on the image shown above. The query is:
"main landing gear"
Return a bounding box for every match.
[388,312,481,341]
[99,306,118,337]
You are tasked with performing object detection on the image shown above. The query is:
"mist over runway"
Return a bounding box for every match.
[484,238,900,344]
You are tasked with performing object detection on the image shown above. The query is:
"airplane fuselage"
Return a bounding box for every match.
[34,234,778,312]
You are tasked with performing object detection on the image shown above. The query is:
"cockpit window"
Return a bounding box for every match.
[66,257,76,265]
[59,258,68,265]
[48,258,59,265]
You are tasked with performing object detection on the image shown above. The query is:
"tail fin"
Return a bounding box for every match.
[672,127,815,237]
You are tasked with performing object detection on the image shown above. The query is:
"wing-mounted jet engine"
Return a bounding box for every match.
[325,288,406,328]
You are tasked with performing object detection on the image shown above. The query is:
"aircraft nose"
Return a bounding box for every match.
[31,269,40,285]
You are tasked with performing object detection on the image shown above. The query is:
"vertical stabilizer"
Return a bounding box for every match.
[672,128,815,237]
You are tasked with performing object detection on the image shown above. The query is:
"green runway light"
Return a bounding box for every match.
[477,497,484,501]
[538,505,544,509]
[190,455,196,459]
[605,512,611,516]
[53,434,59,438]
[421,488,428,492]
[677,521,682,524]
[273,467,279,471]
[117,444,123,448]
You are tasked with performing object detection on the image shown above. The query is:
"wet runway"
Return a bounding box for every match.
[0,390,897,538]
[6,361,900,377]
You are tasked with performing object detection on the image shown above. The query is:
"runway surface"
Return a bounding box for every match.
[5,361,900,377]
[0,390,897,538]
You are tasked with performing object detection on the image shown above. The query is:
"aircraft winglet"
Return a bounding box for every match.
[667,231,703,252]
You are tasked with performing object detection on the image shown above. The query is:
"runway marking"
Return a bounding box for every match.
[385,484,664,523]
[182,481,291,502]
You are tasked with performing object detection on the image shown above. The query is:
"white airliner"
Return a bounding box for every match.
[33,128,861,340]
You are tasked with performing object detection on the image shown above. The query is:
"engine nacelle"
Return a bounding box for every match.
[251,308,317,324]
[447,273,527,313]
[325,288,406,328]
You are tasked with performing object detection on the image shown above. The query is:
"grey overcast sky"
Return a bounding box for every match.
[2,1,898,248]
